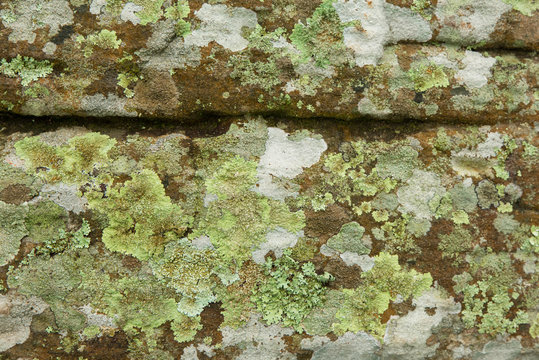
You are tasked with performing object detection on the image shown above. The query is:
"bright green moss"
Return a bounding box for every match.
[88,169,191,260]
[408,62,450,92]
[76,30,122,57]
[192,156,305,268]
[252,249,333,332]
[0,201,28,266]
[0,55,53,86]
[332,252,432,340]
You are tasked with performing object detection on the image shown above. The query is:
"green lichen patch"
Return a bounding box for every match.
[332,252,432,340]
[289,0,350,68]
[438,226,474,266]
[326,221,369,255]
[251,249,333,332]
[151,238,217,316]
[0,200,28,266]
[453,247,531,336]
[501,0,539,16]
[88,169,191,261]
[15,132,117,184]
[25,200,68,244]
[408,61,450,92]
[192,156,305,268]
[0,55,53,86]
[76,30,122,58]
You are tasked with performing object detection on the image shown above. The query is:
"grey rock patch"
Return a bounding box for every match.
[397,170,445,220]
[80,94,137,118]
[252,228,302,265]
[456,51,496,89]
[255,127,327,200]
[121,2,144,25]
[3,0,74,44]
[383,289,461,360]
[221,314,295,360]
[0,293,48,352]
[184,4,258,52]
[303,331,380,360]
[40,183,88,214]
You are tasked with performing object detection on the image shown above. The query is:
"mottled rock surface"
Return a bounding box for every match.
[0,1,538,360]
[0,0,537,121]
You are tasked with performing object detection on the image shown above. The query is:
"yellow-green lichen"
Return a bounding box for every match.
[0,55,53,86]
[251,249,333,332]
[332,252,432,340]
[76,29,122,57]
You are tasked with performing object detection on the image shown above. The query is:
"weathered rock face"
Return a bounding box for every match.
[0,116,537,359]
[0,1,538,360]
[0,0,537,121]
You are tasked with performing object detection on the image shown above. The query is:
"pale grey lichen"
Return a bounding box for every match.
[255,127,327,200]
[0,293,48,352]
[397,170,446,220]
[221,314,295,360]
[252,228,303,265]
[302,332,380,360]
[383,289,461,360]
[80,93,137,117]
[436,0,511,44]
[183,4,258,52]
[1,0,74,44]
[455,51,496,90]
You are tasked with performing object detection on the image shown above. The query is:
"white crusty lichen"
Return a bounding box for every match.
[183,4,258,52]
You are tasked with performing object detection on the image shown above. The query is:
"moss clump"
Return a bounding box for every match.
[76,29,122,57]
[408,62,450,92]
[252,249,333,332]
[193,156,305,268]
[0,201,28,266]
[88,169,191,261]
[0,55,53,86]
[332,252,432,340]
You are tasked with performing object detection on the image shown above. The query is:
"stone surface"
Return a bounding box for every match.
[0,0,536,122]
[0,1,538,359]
